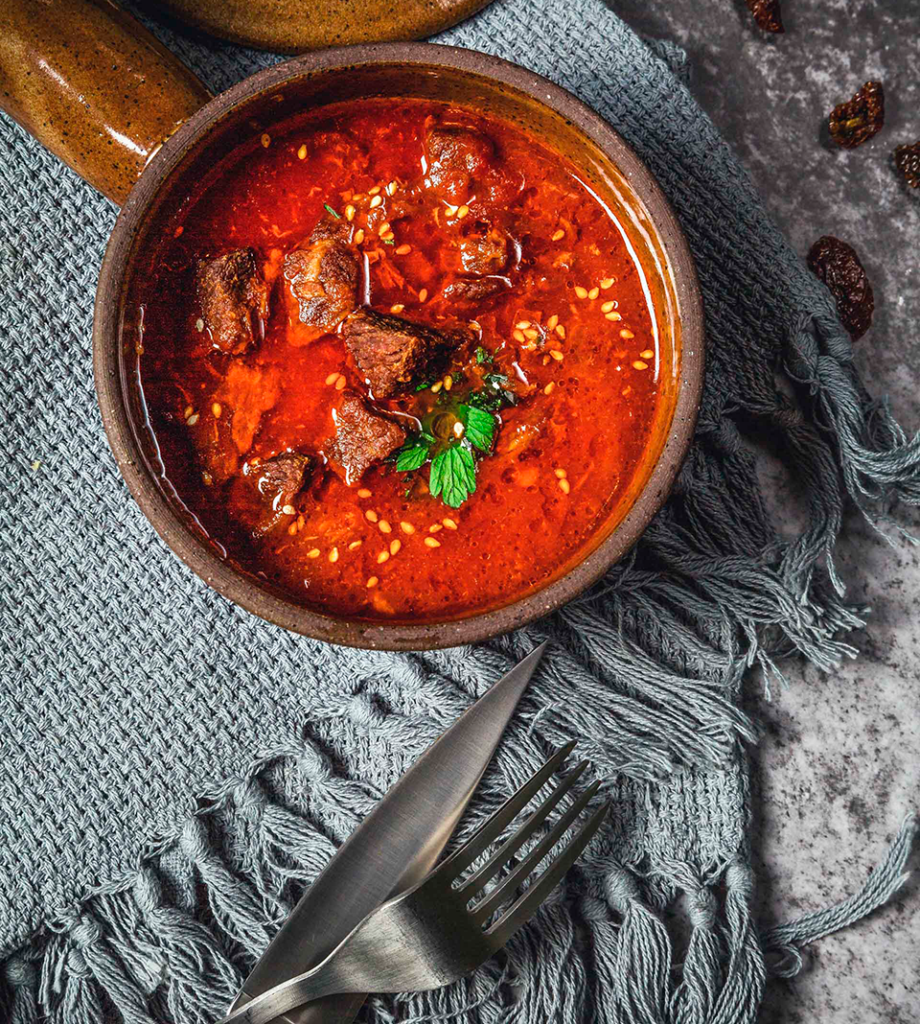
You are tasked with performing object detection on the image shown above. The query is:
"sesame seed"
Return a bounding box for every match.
[307,548,321,558]
[444,204,458,217]
[184,405,194,419]
[287,523,298,536]
[546,314,559,330]
[555,325,566,339]
[390,303,405,313]
[641,349,654,360]
[282,504,295,515]
[297,144,307,160]
[186,413,200,426]
[457,204,470,219]
[605,312,622,321]
[632,360,648,370]
[345,204,356,221]
[424,537,441,548]
[429,524,443,533]
[601,301,616,313]
[195,318,204,332]
[550,349,564,362]
[348,540,362,550]
[378,221,391,236]
[354,229,365,243]
[443,374,453,391]
[395,244,412,255]
[357,488,372,498]
[379,520,392,534]
[544,381,556,395]
[400,521,415,534]
[389,539,401,555]
[369,185,382,195]
[377,550,390,564]
[513,329,526,344]
[328,547,339,563]
[620,329,635,340]
[600,277,615,289]
[443,517,458,530]
[369,195,383,209]
[202,471,213,485]
[551,228,565,241]
[386,180,398,195]
[335,375,347,391]
[366,576,379,588]
[574,286,588,299]
[542,355,551,366]
[588,287,599,300]
[430,381,443,393]
[452,421,465,438]
[365,509,379,523]
[524,328,540,341]
[554,468,567,479]
[418,288,428,303]
[515,320,531,330]
[261,133,271,147]
[325,371,341,385]
[558,478,571,494]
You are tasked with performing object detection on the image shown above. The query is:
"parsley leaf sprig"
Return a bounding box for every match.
[429,447,477,508]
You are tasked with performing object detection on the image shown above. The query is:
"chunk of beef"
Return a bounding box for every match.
[342,307,474,397]
[458,225,509,275]
[326,392,406,485]
[197,248,269,355]
[251,451,312,507]
[441,277,510,307]
[283,215,359,345]
[425,126,495,202]
[233,451,313,539]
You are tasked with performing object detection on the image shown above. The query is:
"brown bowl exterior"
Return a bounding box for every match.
[94,43,704,650]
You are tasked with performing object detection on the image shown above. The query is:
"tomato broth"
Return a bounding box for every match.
[135,98,664,622]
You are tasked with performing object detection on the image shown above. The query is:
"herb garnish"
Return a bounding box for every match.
[457,404,496,453]
[383,238,395,245]
[395,432,436,473]
[324,203,341,219]
[475,346,493,365]
[467,373,517,413]
[429,446,477,508]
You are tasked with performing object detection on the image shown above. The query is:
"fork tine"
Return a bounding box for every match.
[437,741,576,878]
[460,761,589,896]
[471,779,600,922]
[487,803,610,941]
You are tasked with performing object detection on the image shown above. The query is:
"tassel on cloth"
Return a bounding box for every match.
[762,814,918,977]
[134,866,242,1024]
[3,955,39,1024]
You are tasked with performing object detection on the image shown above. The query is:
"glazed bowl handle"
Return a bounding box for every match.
[0,0,212,205]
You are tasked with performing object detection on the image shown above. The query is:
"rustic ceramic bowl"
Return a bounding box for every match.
[3,19,703,648]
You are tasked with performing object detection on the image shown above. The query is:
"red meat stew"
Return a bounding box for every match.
[134,98,669,622]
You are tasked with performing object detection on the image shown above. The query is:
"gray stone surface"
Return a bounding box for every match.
[610,0,920,1019]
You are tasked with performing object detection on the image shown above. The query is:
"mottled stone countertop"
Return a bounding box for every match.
[611,0,920,1019]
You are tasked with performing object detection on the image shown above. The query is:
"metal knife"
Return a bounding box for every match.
[230,641,548,1024]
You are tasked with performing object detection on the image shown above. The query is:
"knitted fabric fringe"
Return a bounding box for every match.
[1,744,914,1024]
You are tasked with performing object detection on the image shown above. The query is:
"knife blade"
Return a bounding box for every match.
[230,641,548,1024]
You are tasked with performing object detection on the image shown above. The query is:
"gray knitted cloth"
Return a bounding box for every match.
[1,0,917,1021]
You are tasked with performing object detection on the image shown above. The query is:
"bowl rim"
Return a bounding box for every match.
[94,41,704,651]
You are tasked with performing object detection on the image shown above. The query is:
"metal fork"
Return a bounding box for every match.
[219,744,607,1024]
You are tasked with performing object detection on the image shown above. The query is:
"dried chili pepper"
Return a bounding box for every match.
[893,141,920,189]
[746,0,784,33]
[828,81,885,149]
[807,236,874,340]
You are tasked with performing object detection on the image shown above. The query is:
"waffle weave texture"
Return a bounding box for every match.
[1,0,918,1021]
